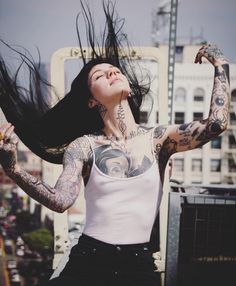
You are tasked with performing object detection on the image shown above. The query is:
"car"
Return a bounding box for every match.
[10,273,21,282]
[9,269,19,276]
[16,248,24,257]
[7,259,17,270]
[0,226,7,237]
[16,236,24,246]
[5,239,12,246]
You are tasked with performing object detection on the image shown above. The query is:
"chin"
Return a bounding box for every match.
[121,89,131,99]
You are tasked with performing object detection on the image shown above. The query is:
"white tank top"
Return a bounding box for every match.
[83,130,163,244]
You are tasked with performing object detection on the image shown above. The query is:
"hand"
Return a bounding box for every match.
[194,44,229,67]
[0,123,18,173]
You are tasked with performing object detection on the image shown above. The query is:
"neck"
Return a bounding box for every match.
[99,99,138,140]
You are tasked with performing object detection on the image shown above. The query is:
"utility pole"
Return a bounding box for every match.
[167,0,178,124]
[152,0,179,124]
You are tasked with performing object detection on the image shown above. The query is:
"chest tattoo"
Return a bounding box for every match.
[94,144,152,178]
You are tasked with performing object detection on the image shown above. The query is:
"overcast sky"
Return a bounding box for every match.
[0,0,235,63]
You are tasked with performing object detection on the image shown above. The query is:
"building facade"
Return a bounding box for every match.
[162,45,236,185]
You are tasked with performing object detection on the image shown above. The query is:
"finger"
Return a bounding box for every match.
[194,52,203,64]
[199,45,207,51]
[194,43,209,64]
[11,134,19,145]
[9,133,18,145]
[0,122,12,132]
[4,125,15,142]
[5,133,18,146]
[0,123,12,140]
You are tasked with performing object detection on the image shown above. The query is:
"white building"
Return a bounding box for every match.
[160,44,236,185]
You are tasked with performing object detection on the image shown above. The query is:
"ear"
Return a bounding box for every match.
[88,98,98,109]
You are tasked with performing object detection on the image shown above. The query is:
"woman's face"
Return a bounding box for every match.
[88,63,131,106]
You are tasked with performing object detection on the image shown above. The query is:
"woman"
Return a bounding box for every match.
[0,1,230,286]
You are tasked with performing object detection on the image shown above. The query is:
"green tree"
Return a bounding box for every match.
[23,227,53,255]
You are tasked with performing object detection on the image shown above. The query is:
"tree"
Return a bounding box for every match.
[22,227,53,255]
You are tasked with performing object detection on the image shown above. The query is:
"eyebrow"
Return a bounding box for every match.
[89,65,115,82]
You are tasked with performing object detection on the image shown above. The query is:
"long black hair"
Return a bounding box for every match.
[0,0,152,164]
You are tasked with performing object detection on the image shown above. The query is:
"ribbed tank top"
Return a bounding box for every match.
[83,130,163,244]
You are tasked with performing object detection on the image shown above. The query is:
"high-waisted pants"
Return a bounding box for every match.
[41,234,161,286]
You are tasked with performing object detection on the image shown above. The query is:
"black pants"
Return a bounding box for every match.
[42,234,161,286]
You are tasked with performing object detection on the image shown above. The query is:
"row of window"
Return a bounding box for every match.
[140,111,206,124]
[175,112,236,126]
[175,87,205,103]
[174,88,236,104]
[140,111,236,127]
[174,112,204,124]
[174,158,221,172]
[141,106,236,127]
[140,89,236,125]
[140,111,236,149]
[174,158,236,173]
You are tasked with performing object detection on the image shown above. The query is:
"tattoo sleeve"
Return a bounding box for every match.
[156,63,230,160]
[6,138,89,213]
[207,64,230,132]
[182,64,229,149]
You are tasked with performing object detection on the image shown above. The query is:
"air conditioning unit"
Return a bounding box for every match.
[165,184,236,286]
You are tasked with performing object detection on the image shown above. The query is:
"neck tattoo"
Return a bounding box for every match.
[117,102,127,135]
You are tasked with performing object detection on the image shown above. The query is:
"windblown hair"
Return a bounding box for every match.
[0,0,152,164]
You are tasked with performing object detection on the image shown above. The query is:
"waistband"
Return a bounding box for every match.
[79,233,150,252]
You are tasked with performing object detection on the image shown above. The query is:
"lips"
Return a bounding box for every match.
[110,78,122,85]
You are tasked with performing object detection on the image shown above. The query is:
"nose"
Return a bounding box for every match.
[107,69,117,78]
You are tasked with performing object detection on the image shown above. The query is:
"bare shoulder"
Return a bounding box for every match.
[63,136,91,164]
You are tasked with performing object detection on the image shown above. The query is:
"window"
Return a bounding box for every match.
[193,88,205,102]
[156,112,159,123]
[231,89,236,102]
[175,112,185,124]
[140,111,148,124]
[228,158,236,172]
[229,134,236,149]
[174,159,184,172]
[193,112,203,121]
[211,137,222,149]
[175,46,184,62]
[175,87,186,103]
[192,159,202,172]
[230,113,236,125]
[210,159,221,172]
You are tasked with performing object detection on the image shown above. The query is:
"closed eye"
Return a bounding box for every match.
[95,73,105,80]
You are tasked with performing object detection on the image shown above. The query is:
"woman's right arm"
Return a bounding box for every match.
[0,123,88,213]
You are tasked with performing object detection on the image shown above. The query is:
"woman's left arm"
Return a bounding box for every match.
[155,44,230,157]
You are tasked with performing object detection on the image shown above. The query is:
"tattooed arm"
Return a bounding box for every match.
[154,45,230,175]
[0,129,89,212]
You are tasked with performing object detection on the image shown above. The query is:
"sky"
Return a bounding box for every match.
[0,0,235,63]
